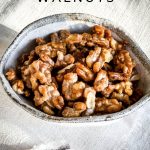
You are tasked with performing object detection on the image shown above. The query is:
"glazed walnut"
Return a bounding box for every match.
[62,73,86,101]
[66,34,83,44]
[62,107,81,117]
[83,87,96,115]
[34,83,64,110]
[86,47,101,68]
[22,60,52,90]
[86,47,113,73]
[92,25,105,38]
[56,64,75,82]
[12,80,24,94]
[95,98,122,113]
[35,42,66,59]
[93,48,113,73]
[108,72,128,81]
[6,68,16,81]
[36,38,46,45]
[23,50,36,66]
[94,70,109,92]
[76,62,94,82]
[62,102,86,117]
[114,50,135,78]
[55,51,75,68]
[59,30,70,40]
[101,84,115,97]
[111,92,130,105]
[111,81,133,105]
[73,102,87,112]
[6,25,142,117]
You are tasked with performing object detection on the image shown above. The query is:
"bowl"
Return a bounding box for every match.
[0,13,150,123]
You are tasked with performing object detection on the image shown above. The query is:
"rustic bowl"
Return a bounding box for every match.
[0,13,150,123]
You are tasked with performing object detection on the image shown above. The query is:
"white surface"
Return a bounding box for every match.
[0,0,150,150]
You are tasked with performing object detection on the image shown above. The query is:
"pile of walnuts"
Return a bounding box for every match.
[6,25,143,117]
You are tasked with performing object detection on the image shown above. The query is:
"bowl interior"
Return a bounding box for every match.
[1,14,150,122]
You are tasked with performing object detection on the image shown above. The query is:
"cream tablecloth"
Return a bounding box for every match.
[0,0,150,149]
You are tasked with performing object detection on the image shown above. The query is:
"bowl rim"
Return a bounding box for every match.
[0,13,150,123]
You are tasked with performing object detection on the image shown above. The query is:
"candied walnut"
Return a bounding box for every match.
[41,103,55,115]
[114,50,135,77]
[62,73,78,99]
[50,32,59,42]
[56,64,75,82]
[34,84,53,106]
[83,87,96,115]
[102,81,133,98]
[93,36,110,48]
[30,61,52,89]
[115,81,133,96]
[67,43,77,52]
[58,64,75,74]
[35,44,51,54]
[39,51,54,67]
[81,33,92,46]
[24,50,36,66]
[62,73,86,101]
[6,68,16,81]
[62,107,81,117]
[62,102,86,117]
[94,70,109,92]
[101,84,115,97]
[55,51,75,68]
[71,82,86,100]
[105,29,112,38]
[35,42,66,59]
[73,102,86,112]
[12,80,24,94]
[51,42,66,55]
[108,72,128,81]
[22,60,52,90]
[64,54,75,64]
[95,98,122,113]
[66,34,83,44]
[86,47,101,68]
[92,25,105,38]
[35,44,54,59]
[86,47,113,73]
[59,30,70,40]
[109,37,118,50]
[36,38,46,45]
[52,96,64,110]
[34,83,63,108]
[93,48,113,73]
[18,53,29,65]
[76,63,94,82]
[21,66,32,88]
[108,81,133,105]
[111,92,130,105]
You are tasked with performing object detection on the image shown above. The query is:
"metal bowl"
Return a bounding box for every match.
[0,13,150,123]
